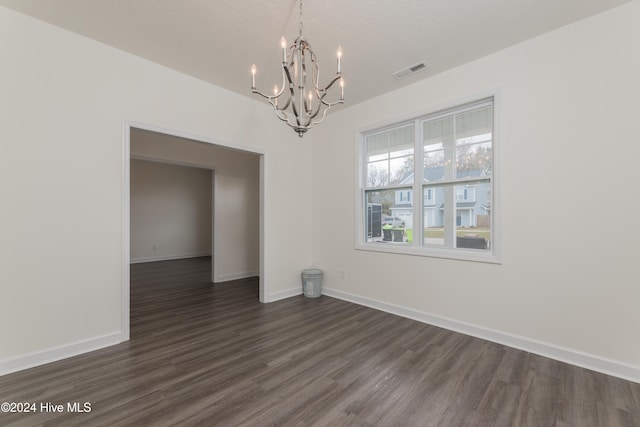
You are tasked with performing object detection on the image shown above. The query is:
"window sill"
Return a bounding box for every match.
[355,242,502,264]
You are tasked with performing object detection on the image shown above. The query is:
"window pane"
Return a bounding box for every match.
[389,126,414,158]
[424,142,444,182]
[424,116,453,140]
[455,105,492,179]
[456,141,492,178]
[423,185,445,246]
[366,125,414,188]
[424,151,444,182]
[366,132,389,161]
[367,160,389,187]
[455,105,492,138]
[366,132,388,188]
[389,126,414,184]
[455,183,490,250]
[390,155,413,185]
[423,183,490,250]
[365,188,411,244]
[423,116,454,182]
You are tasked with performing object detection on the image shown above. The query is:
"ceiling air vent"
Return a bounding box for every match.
[392,61,430,80]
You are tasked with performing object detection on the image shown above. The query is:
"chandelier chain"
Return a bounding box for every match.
[298,0,303,38]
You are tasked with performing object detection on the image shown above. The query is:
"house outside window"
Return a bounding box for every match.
[359,96,498,263]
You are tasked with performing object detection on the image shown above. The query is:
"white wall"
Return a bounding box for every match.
[311,1,640,381]
[0,6,313,373]
[130,159,212,263]
[130,128,260,282]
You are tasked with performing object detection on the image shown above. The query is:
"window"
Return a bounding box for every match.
[359,97,498,262]
[398,190,411,203]
[425,188,434,205]
[456,186,475,202]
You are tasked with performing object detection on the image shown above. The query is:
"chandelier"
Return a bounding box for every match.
[251,0,344,137]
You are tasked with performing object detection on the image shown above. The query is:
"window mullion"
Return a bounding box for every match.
[386,132,391,186]
[442,114,456,248]
[413,119,422,247]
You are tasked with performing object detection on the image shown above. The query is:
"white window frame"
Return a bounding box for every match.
[355,93,501,264]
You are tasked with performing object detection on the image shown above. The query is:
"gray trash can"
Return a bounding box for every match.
[302,268,323,298]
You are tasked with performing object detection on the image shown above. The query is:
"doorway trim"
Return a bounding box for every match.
[122,120,266,342]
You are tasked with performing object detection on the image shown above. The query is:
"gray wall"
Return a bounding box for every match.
[130,159,212,263]
[131,128,260,283]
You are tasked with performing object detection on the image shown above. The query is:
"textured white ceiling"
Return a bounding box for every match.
[0,0,631,109]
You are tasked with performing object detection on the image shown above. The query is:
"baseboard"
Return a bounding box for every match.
[0,332,123,377]
[214,271,259,283]
[266,286,302,302]
[130,252,211,264]
[323,287,640,384]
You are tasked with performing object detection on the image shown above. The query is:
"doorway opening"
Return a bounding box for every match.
[122,122,265,341]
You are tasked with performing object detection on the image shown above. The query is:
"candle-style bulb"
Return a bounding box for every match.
[251,64,256,89]
[340,79,344,100]
[273,85,278,96]
[281,37,287,63]
[305,90,312,112]
[336,46,342,74]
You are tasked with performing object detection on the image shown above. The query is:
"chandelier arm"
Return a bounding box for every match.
[311,105,332,126]
[321,74,343,92]
[312,59,320,89]
[251,66,288,100]
[281,65,302,124]
[307,48,320,89]
[283,57,295,85]
[276,66,295,110]
[251,89,274,100]
[272,105,290,122]
[252,89,293,113]
[309,94,342,124]
[278,108,304,131]
[287,43,296,70]
[299,51,308,118]
[275,65,288,98]
[273,103,302,130]
[289,88,302,125]
[304,100,333,128]
[304,73,343,124]
[281,110,305,131]
[252,87,294,113]
[278,95,292,111]
[321,99,345,107]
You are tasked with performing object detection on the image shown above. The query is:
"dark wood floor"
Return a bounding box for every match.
[1,257,639,426]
